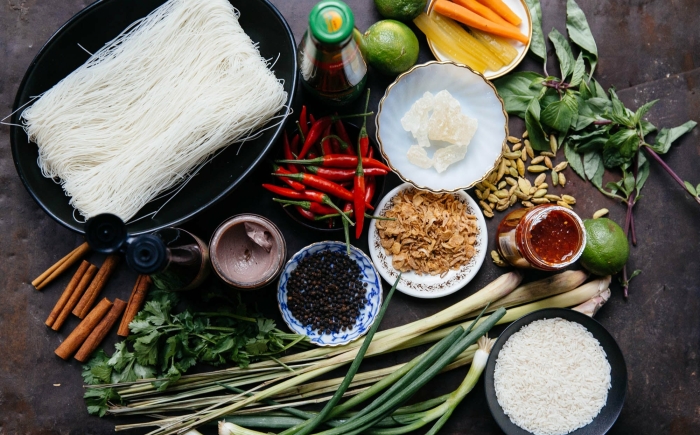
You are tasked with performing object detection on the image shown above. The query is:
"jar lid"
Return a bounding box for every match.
[308,0,354,45]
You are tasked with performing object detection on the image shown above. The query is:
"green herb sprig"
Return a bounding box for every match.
[495,0,698,296]
[82,290,307,416]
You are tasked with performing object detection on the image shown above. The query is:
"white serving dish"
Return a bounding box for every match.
[368,183,488,298]
[375,61,507,193]
[426,0,533,80]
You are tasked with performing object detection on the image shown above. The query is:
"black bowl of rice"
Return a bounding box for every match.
[484,308,627,435]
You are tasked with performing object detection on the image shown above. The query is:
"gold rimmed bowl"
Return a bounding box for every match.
[426,0,532,80]
[375,61,507,193]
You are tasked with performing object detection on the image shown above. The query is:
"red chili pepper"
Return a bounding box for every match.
[272,164,305,191]
[273,198,339,216]
[297,112,373,159]
[354,90,370,239]
[334,117,355,156]
[368,145,374,159]
[307,150,318,160]
[295,205,316,221]
[290,134,300,154]
[262,184,357,217]
[277,155,390,171]
[320,125,333,156]
[299,105,309,136]
[309,113,316,124]
[305,166,387,181]
[272,172,354,202]
[330,134,340,154]
[365,176,376,204]
[282,133,299,174]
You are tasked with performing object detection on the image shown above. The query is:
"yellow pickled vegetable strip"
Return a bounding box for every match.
[429,11,504,71]
[414,13,488,73]
[469,28,518,65]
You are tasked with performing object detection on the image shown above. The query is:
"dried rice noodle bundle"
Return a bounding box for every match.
[21,0,287,221]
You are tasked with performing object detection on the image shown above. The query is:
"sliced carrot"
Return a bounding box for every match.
[433,0,528,44]
[476,0,522,26]
[451,0,511,27]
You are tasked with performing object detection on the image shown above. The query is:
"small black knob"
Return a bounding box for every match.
[126,235,168,274]
[85,214,128,254]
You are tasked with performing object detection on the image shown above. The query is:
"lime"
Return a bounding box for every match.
[374,0,427,21]
[580,218,630,276]
[361,20,419,76]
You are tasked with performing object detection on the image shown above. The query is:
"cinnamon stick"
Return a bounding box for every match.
[74,298,127,362]
[118,275,151,337]
[45,260,90,328]
[55,297,113,360]
[51,264,98,331]
[33,242,90,290]
[73,255,120,319]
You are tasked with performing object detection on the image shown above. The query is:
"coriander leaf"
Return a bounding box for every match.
[84,388,119,417]
[541,91,578,132]
[82,350,112,385]
[132,362,156,380]
[566,0,598,76]
[257,318,276,335]
[603,128,638,168]
[569,53,586,87]
[685,181,698,196]
[494,72,544,117]
[134,330,160,366]
[564,141,586,179]
[633,99,658,125]
[524,0,547,64]
[651,120,697,154]
[549,28,575,79]
[525,100,550,151]
[108,342,135,373]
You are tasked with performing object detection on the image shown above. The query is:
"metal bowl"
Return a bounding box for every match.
[10,0,297,236]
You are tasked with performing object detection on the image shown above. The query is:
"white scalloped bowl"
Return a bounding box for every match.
[277,241,383,347]
[368,183,488,298]
[375,61,507,192]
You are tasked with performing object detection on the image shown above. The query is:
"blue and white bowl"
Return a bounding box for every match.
[277,241,383,347]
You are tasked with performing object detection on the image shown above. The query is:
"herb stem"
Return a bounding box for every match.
[642,145,700,205]
[198,313,258,323]
[593,120,612,126]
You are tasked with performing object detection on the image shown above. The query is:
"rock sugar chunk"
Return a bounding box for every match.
[428,90,478,147]
[401,91,434,148]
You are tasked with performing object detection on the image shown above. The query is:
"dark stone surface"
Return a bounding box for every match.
[1,0,699,434]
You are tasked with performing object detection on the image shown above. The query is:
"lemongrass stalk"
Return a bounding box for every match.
[572,288,611,316]
[461,270,588,318]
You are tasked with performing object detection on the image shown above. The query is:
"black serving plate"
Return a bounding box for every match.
[485,308,627,435]
[10,0,297,236]
[278,123,386,232]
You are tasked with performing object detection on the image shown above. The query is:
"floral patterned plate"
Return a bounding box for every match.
[277,241,383,347]
[368,183,487,298]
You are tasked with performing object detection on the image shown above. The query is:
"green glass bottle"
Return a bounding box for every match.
[298,0,368,106]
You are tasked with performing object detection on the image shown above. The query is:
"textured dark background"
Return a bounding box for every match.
[1,0,699,434]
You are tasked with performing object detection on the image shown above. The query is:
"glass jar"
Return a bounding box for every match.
[496,205,586,271]
[298,0,367,106]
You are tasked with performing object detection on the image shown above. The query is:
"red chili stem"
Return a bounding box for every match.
[273,198,336,215]
[296,121,306,144]
[277,155,390,171]
[321,134,351,152]
[321,125,333,156]
[334,117,353,154]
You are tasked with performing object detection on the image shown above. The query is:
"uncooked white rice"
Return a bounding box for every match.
[494,317,611,435]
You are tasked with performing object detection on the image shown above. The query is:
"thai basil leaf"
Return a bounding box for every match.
[590,79,608,101]
[636,159,650,198]
[632,99,658,125]
[683,181,697,195]
[569,53,586,87]
[494,71,544,117]
[606,89,635,128]
[641,120,656,136]
[525,100,550,151]
[606,180,622,196]
[564,141,586,179]
[622,168,636,195]
[539,87,561,113]
[603,128,638,168]
[566,0,598,76]
[573,96,596,130]
[586,97,611,114]
[579,79,592,99]
[549,28,575,79]
[524,0,547,64]
[583,151,602,181]
[541,91,578,132]
[651,120,697,154]
[574,133,607,153]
